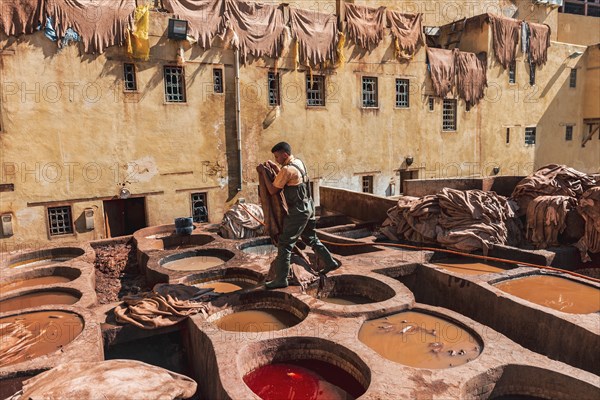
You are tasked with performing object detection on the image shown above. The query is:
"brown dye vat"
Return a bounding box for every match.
[0,276,73,294]
[0,291,79,313]
[195,281,253,294]
[434,257,509,276]
[0,311,84,366]
[10,257,74,269]
[359,311,481,369]
[215,309,301,332]
[242,244,277,256]
[321,295,372,305]
[494,275,600,314]
[162,256,226,271]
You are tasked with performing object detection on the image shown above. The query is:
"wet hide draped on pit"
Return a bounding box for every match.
[114,284,213,329]
[163,0,226,48]
[387,10,423,60]
[526,195,575,249]
[343,2,386,50]
[489,14,521,69]
[225,0,286,63]
[289,7,338,66]
[427,47,455,98]
[576,187,600,262]
[8,360,197,400]
[455,50,487,108]
[0,0,43,36]
[45,0,136,54]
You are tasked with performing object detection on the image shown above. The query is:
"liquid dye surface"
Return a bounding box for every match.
[494,275,600,314]
[434,261,507,276]
[359,311,481,369]
[216,309,301,332]
[320,295,372,306]
[162,256,227,271]
[0,291,79,313]
[243,244,278,256]
[0,311,84,366]
[195,280,253,293]
[0,276,73,294]
[244,360,365,400]
[10,257,74,269]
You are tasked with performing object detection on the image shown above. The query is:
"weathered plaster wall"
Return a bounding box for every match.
[557,13,600,46]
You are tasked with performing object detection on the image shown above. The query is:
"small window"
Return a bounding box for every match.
[163,66,186,102]
[506,127,510,144]
[428,96,434,111]
[306,75,325,107]
[362,176,373,194]
[362,76,378,108]
[442,99,457,131]
[213,68,223,94]
[123,63,137,91]
[48,206,73,236]
[191,192,208,223]
[268,71,280,106]
[565,125,573,141]
[569,69,577,88]
[525,127,536,145]
[529,63,536,86]
[395,78,410,108]
[508,61,516,84]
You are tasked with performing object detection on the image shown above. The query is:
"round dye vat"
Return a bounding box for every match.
[0,291,80,313]
[195,280,254,294]
[215,309,301,332]
[242,244,278,256]
[359,311,481,369]
[244,360,365,400]
[0,310,84,367]
[494,275,600,314]
[0,276,74,294]
[10,256,75,269]
[320,294,372,306]
[434,260,508,276]
[162,256,228,271]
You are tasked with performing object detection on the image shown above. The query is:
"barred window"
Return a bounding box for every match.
[362,176,373,193]
[506,127,510,144]
[565,125,573,141]
[561,1,600,17]
[163,66,186,102]
[362,76,378,108]
[395,79,410,108]
[569,69,577,88]
[306,75,325,106]
[213,68,223,93]
[428,96,434,111]
[191,192,208,223]
[123,63,137,91]
[525,127,536,145]
[442,99,457,131]
[48,206,73,236]
[268,71,280,106]
[508,61,516,84]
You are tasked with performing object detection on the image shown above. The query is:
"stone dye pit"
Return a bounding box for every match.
[0,290,80,313]
[6,248,86,269]
[433,256,514,276]
[306,274,395,306]
[358,310,482,369]
[1,274,76,294]
[160,249,235,272]
[215,309,303,332]
[494,274,600,314]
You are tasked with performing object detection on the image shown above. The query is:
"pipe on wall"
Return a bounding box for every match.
[234,48,243,192]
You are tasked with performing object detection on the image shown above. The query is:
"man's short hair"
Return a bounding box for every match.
[271,142,291,154]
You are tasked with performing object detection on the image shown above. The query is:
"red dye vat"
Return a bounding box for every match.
[243,360,364,400]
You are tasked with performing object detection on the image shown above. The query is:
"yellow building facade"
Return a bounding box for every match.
[0,0,598,248]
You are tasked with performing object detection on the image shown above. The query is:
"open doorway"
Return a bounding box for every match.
[103,197,147,237]
[399,170,419,195]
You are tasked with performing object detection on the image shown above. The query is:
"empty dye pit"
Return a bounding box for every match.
[494,275,600,314]
[215,309,302,332]
[10,257,75,269]
[194,280,254,293]
[242,244,278,256]
[243,360,365,400]
[433,257,511,276]
[0,310,84,366]
[0,276,74,294]
[359,311,482,369]
[0,291,80,313]
[307,275,395,305]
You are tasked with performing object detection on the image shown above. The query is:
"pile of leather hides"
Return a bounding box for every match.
[7,360,197,400]
[381,188,520,254]
[219,203,264,239]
